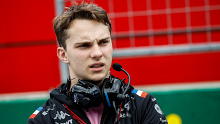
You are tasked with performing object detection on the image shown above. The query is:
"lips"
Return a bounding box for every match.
[90,63,104,68]
[91,64,103,68]
[89,63,105,72]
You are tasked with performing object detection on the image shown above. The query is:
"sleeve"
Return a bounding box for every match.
[27,118,41,124]
[141,94,168,124]
[27,106,44,124]
[27,106,54,124]
[27,100,55,124]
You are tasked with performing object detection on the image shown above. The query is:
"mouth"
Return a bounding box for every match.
[90,62,105,71]
[90,63,104,68]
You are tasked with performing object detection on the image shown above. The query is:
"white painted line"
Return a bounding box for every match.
[134,81,220,92]
[1,81,220,101]
[0,91,49,102]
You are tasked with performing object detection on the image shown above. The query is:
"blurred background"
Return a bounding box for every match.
[0,0,220,123]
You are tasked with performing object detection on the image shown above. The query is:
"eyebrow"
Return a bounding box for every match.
[100,37,110,41]
[75,37,111,45]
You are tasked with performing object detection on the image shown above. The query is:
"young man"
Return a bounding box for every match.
[27,3,167,124]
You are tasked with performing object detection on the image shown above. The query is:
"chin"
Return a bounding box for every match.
[91,73,109,81]
[91,76,106,82]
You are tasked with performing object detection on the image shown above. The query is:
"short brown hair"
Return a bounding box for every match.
[53,3,112,50]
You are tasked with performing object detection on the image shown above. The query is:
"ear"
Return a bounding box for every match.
[57,47,70,64]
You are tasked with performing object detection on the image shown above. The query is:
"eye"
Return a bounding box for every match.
[100,40,109,45]
[79,45,87,47]
[77,43,90,48]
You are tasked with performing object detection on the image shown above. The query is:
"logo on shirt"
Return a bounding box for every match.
[55,119,73,124]
[42,104,56,116]
[54,111,71,120]
[118,101,132,118]
[151,98,156,102]
[160,118,167,123]
[154,104,163,115]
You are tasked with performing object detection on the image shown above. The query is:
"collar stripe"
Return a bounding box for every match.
[29,107,43,119]
[132,89,148,98]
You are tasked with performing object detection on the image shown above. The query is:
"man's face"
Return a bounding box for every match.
[58,19,113,86]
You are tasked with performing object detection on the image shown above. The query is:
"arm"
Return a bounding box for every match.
[27,101,54,124]
[27,118,41,124]
[141,94,168,124]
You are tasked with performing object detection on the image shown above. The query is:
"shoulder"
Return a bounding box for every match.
[130,88,153,103]
[129,88,168,123]
[27,98,58,123]
[131,88,149,98]
[130,88,159,109]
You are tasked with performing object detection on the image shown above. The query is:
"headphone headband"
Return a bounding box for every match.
[67,76,125,110]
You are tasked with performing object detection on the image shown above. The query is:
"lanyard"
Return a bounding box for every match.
[64,103,86,124]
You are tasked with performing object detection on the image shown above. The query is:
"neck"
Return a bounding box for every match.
[68,71,111,90]
[68,78,105,91]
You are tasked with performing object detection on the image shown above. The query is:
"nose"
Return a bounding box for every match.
[90,44,103,60]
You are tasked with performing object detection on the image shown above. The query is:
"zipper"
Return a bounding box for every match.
[101,110,108,124]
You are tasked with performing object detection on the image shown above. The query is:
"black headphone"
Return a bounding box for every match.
[67,78,102,110]
[102,76,125,107]
[67,63,130,111]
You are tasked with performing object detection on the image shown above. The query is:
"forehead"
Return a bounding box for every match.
[66,19,110,43]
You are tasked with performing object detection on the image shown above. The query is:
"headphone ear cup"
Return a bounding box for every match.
[70,81,103,109]
[103,78,123,107]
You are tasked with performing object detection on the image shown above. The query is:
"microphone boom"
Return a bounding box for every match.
[113,63,122,71]
[112,63,130,95]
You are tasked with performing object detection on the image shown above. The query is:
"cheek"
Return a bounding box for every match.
[108,47,113,58]
[72,53,86,63]
[105,45,113,54]
[67,52,83,65]
[69,54,85,72]
[103,46,113,60]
